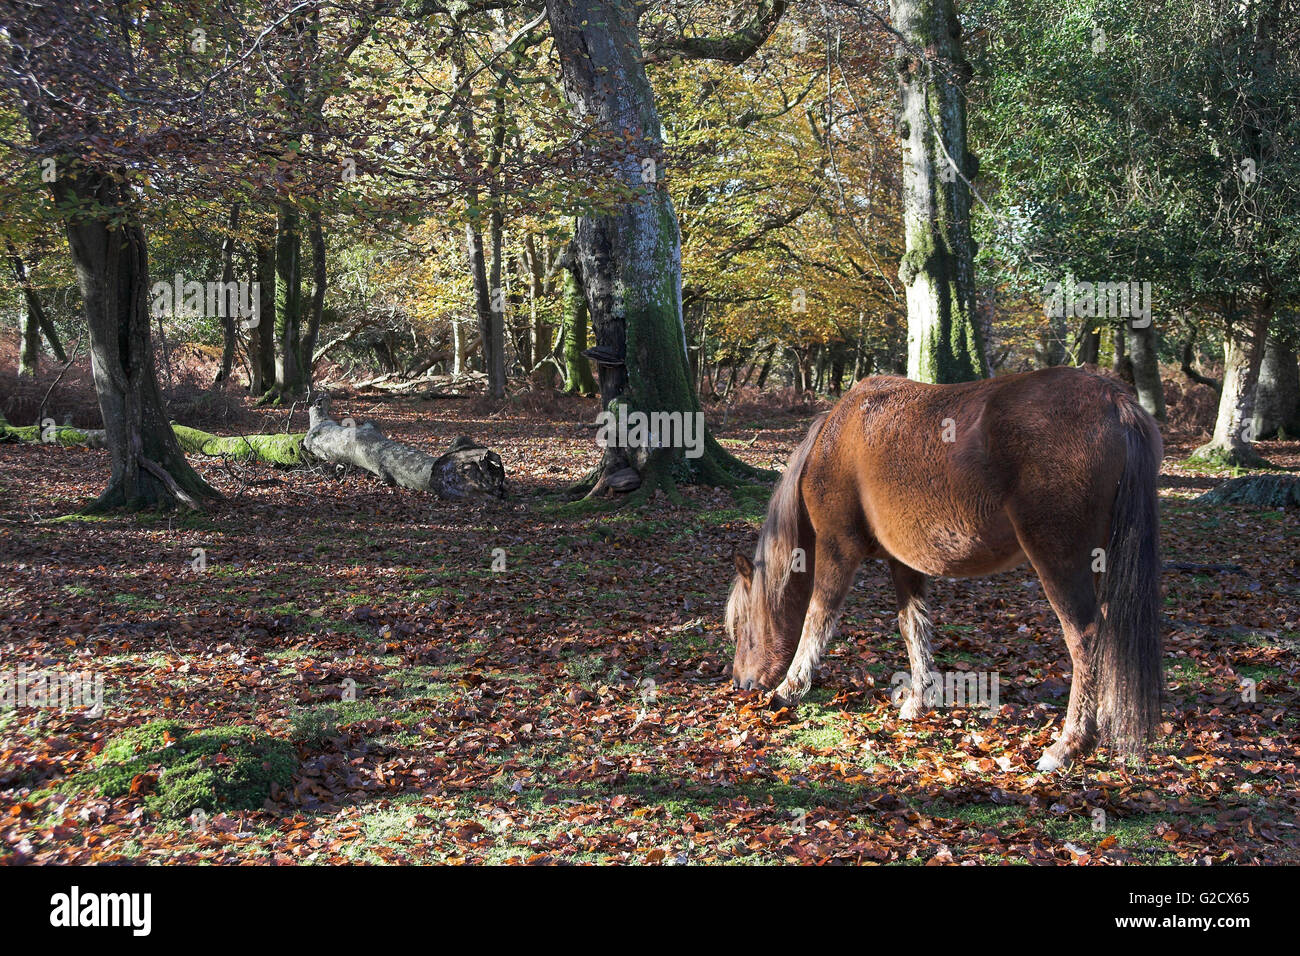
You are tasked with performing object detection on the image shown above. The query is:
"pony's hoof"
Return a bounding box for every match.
[898,697,922,720]
[1035,752,1064,772]
[769,682,802,711]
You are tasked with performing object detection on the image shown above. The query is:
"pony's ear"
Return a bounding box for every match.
[733,550,754,583]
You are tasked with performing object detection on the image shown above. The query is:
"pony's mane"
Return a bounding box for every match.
[726,413,828,639]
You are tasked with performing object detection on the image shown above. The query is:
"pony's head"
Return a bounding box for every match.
[726,415,828,692]
[726,550,796,691]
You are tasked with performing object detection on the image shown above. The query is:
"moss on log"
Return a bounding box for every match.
[1194,474,1300,509]
[0,422,101,447]
[170,425,307,466]
[3,420,304,465]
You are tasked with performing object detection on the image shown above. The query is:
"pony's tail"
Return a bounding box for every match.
[1093,402,1164,754]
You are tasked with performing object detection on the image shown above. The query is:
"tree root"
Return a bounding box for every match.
[1188,442,1273,470]
[1194,474,1300,509]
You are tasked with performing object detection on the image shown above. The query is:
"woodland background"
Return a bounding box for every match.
[0,0,1296,865]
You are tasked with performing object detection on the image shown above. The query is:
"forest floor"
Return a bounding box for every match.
[1,387,1297,865]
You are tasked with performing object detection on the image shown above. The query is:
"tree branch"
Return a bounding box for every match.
[643,0,788,64]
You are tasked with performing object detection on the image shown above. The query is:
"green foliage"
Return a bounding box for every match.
[970,0,1300,326]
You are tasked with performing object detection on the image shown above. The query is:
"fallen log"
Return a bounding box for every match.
[0,419,106,448]
[3,405,507,498]
[304,394,505,499]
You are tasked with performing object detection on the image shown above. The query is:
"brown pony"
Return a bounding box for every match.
[726,367,1163,770]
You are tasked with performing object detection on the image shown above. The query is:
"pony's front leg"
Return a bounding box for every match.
[889,561,937,720]
[771,536,862,708]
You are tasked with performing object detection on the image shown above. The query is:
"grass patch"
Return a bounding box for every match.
[65,720,296,820]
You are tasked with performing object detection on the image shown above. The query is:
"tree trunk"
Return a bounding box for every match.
[7,242,63,371]
[12,254,41,376]
[1179,321,1220,392]
[36,301,65,362]
[452,316,463,376]
[249,239,277,397]
[55,169,220,510]
[560,264,597,395]
[304,209,326,390]
[1075,319,1101,365]
[524,233,554,381]
[756,345,775,388]
[890,0,987,384]
[272,201,306,399]
[1112,325,1134,384]
[465,222,505,396]
[452,41,507,402]
[1128,321,1165,422]
[1253,336,1300,438]
[1035,307,1067,367]
[215,203,241,385]
[1196,306,1272,466]
[543,0,767,499]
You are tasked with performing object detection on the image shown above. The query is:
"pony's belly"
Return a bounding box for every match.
[878,518,1025,578]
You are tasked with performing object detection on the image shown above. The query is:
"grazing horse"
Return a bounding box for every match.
[726,367,1163,770]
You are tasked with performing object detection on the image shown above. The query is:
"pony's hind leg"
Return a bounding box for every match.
[771,533,865,708]
[1019,547,1102,771]
[889,561,937,720]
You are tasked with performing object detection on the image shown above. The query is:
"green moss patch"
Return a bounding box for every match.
[171,425,307,466]
[1,423,94,446]
[68,720,296,819]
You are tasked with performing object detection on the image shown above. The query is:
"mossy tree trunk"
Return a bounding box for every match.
[560,264,597,395]
[890,0,987,384]
[543,0,767,499]
[1197,302,1272,466]
[54,167,221,511]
